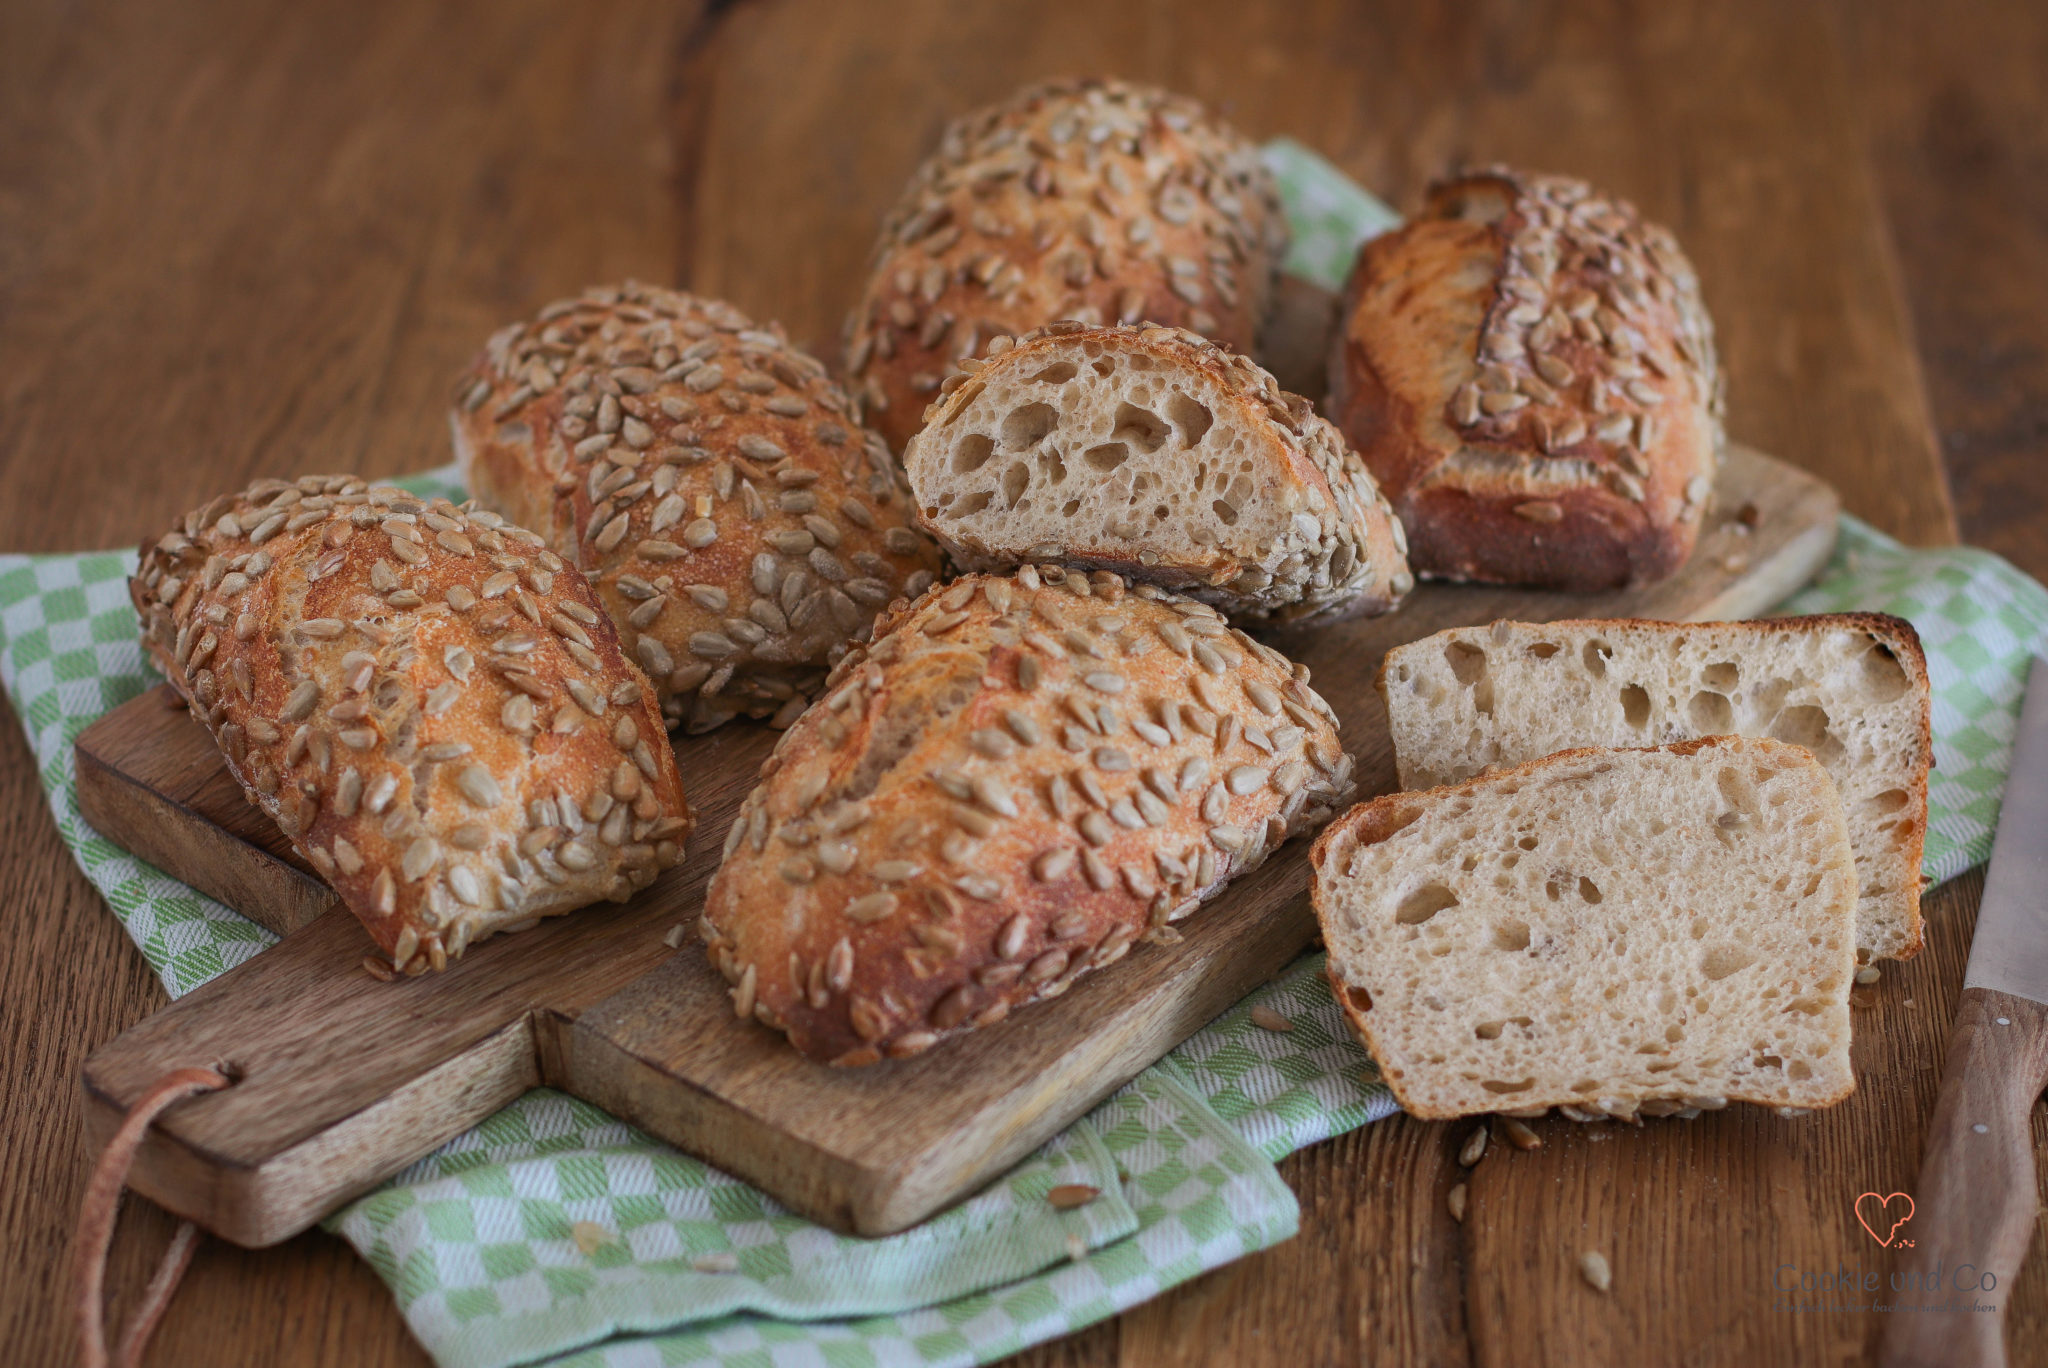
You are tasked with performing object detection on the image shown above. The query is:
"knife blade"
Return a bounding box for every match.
[1965,654,2048,1002]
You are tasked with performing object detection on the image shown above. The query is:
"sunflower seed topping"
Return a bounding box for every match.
[847,892,898,923]
[453,765,502,809]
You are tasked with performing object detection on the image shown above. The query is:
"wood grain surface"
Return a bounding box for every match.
[69,442,1835,1246]
[3,0,2044,1364]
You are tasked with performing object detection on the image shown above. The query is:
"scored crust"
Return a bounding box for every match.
[699,565,1357,1065]
[452,282,944,734]
[1374,612,1933,961]
[1329,166,1723,591]
[845,77,1289,454]
[904,321,1413,625]
[1311,737,1858,1121]
[132,474,692,974]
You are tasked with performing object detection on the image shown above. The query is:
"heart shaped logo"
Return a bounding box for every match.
[1855,1191,1915,1246]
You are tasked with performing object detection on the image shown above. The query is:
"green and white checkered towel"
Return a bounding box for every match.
[4,144,2045,1368]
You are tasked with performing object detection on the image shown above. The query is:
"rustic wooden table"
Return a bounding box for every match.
[4,2,2045,1364]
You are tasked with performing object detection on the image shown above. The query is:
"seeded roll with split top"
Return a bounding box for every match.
[1329,166,1723,590]
[453,283,944,734]
[905,321,1413,624]
[845,77,1289,454]
[699,566,1357,1065]
[132,475,692,976]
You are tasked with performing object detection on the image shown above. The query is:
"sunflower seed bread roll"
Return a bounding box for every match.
[1378,614,1932,961]
[700,566,1356,1065]
[453,283,945,734]
[1328,167,1723,591]
[132,474,693,976]
[845,77,1289,454]
[904,321,1412,624]
[1311,738,1857,1121]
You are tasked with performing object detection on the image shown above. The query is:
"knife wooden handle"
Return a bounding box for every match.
[1881,986,2048,1368]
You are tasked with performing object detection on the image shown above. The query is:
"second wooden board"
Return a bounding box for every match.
[75,443,1838,1243]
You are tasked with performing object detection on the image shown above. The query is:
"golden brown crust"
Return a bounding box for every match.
[1368,611,1933,958]
[132,474,692,974]
[1328,167,1722,591]
[1312,737,1857,1118]
[905,321,1413,624]
[701,566,1356,1064]
[845,77,1289,453]
[452,283,944,734]
[1825,614,1933,960]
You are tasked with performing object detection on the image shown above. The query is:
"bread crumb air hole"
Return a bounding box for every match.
[1620,684,1650,728]
[1111,402,1169,452]
[1688,689,1733,731]
[1001,402,1057,449]
[1701,943,1759,980]
[1397,882,1460,925]
[1445,640,1494,716]
[952,433,994,474]
[1769,705,1843,765]
[1860,643,1909,702]
[1167,391,1213,444]
[1083,442,1128,473]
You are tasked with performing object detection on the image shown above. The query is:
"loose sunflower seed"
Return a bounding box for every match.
[1045,1184,1099,1211]
[1249,1005,1293,1033]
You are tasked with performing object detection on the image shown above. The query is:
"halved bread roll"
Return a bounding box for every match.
[1311,737,1858,1121]
[904,322,1413,625]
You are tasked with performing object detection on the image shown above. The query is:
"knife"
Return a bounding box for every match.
[1883,655,2048,1368]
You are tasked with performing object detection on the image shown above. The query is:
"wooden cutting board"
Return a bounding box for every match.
[72,440,1839,1246]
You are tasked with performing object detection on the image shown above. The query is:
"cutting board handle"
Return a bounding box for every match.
[1880,986,2048,1368]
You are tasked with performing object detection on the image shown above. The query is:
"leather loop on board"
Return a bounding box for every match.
[74,1066,228,1368]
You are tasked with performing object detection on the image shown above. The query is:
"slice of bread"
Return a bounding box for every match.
[1377,614,1931,962]
[1311,738,1858,1121]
